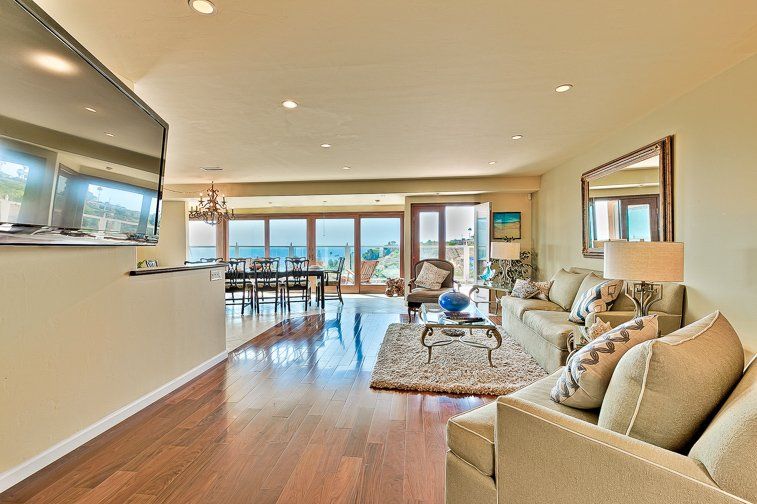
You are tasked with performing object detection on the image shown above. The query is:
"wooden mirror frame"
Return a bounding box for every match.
[581,136,674,258]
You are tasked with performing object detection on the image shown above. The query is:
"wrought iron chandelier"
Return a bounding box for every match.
[188,182,234,225]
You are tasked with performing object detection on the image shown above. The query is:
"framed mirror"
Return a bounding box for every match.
[581,136,673,258]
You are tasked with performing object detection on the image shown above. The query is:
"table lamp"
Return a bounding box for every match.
[490,241,521,286]
[604,241,684,317]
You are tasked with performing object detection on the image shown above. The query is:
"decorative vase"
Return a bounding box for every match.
[438,291,470,312]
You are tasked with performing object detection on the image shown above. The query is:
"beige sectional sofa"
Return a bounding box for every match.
[501,267,685,372]
[445,313,756,504]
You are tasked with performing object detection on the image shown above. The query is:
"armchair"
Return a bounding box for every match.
[406,259,457,320]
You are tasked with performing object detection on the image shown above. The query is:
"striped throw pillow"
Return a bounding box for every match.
[568,279,624,324]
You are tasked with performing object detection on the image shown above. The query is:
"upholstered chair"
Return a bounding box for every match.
[406,259,457,320]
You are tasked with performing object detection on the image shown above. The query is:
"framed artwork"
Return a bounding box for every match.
[492,211,521,240]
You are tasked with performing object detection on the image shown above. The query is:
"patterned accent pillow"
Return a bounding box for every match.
[511,279,539,299]
[532,280,552,301]
[585,317,612,342]
[550,315,658,409]
[415,262,450,289]
[568,279,624,324]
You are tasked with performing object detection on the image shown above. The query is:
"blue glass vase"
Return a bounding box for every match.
[438,291,470,312]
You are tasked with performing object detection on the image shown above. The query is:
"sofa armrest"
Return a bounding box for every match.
[495,396,743,504]
[585,310,682,335]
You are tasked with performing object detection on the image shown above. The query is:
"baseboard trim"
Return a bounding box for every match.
[0,350,228,493]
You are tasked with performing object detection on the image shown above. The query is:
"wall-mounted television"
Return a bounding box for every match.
[0,0,168,245]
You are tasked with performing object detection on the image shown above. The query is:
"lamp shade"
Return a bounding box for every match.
[604,241,684,282]
[491,241,520,260]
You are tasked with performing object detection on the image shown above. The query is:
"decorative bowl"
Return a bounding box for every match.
[438,291,470,312]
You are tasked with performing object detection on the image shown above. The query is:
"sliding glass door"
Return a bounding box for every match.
[228,219,265,258]
[316,218,356,286]
[270,218,308,267]
[360,217,401,286]
[187,220,218,261]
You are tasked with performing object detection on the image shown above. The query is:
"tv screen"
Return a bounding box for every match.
[0,0,167,245]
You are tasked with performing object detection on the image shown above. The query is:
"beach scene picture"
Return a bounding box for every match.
[493,211,521,239]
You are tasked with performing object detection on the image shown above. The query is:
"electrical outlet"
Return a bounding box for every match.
[210,269,223,281]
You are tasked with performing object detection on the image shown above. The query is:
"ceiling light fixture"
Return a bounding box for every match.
[84,106,97,113]
[31,53,76,74]
[188,0,216,15]
[342,166,351,170]
[555,84,573,93]
[511,134,523,140]
[488,161,496,165]
[105,132,115,137]
[188,182,234,225]
[282,100,298,109]
[320,143,332,148]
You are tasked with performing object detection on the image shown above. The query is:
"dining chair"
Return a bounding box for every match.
[320,256,345,304]
[251,258,280,314]
[224,259,251,314]
[282,257,311,311]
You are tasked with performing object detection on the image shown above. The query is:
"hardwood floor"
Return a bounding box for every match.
[1,309,492,503]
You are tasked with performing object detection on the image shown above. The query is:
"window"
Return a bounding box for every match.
[360,217,400,285]
[228,219,265,258]
[444,206,475,282]
[269,219,307,267]
[81,183,144,233]
[187,220,217,261]
[316,218,355,285]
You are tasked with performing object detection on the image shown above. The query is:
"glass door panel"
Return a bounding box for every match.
[228,219,265,259]
[316,218,355,285]
[187,220,217,261]
[444,206,475,283]
[474,202,490,277]
[270,218,307,268]
[418,211,440,261]
[360,217,401,285]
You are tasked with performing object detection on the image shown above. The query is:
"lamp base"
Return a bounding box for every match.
[625,281,662,318]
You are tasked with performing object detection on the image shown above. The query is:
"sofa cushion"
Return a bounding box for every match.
[599,311,744,452]
[509,369,599,424]
[689,357,757,502]
[568,278,624,324]
[415,261,451,289]
[501,296,563,320]
[548,269,590,311]
[407,287,451,304]
[447,402,496,476]
[532,280,552,301]
[551,315,659,409]
[521,310,579,350]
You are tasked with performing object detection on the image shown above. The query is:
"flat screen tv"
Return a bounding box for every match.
[0,0,168,245]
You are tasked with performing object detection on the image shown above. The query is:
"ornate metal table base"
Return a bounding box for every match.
[421,326,503,367]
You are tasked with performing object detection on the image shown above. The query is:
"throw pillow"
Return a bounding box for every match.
[550,314,659,409]
[511,279,539,299]
[532,280,552,301]
[598,311,744,452]
[568,279,624,324]
[548,269,589,311]
[415,262,450,289]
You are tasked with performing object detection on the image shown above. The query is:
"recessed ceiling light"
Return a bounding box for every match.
[342,166,351,170]
[84,106,97,113]
[31,53,76,74]
[320,143,332,148]
[511,134,523,140]
[555,84,573,93]
[188,0,215,14]
[282,100,298,109]
[488,161,496,165]
[105,132,115,137]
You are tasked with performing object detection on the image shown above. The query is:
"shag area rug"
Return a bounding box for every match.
[370,323,548,395]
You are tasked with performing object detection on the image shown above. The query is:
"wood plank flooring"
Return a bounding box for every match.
[1,310,492,503]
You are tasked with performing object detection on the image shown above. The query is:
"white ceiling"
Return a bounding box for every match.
[34,0,757,184]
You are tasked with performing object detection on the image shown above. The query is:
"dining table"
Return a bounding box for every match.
[226,262,332,309]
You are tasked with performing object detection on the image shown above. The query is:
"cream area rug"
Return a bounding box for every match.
[370,323,548,396]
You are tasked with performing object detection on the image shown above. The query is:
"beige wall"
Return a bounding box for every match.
[137,200,188,267]
[0,246,226,474]
[535,54,757,353]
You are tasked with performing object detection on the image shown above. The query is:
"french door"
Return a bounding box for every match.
[411,203,488,284]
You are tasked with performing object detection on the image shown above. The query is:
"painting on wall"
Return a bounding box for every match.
[492,211,521,240]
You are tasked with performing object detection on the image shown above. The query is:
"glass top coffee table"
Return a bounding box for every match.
[419,303,502,367]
